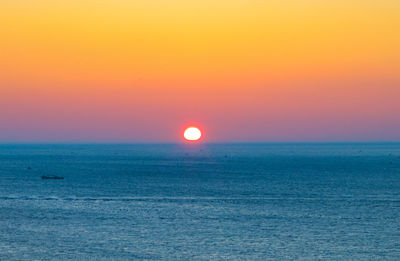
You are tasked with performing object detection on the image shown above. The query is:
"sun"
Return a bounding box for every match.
[184,127,202,141]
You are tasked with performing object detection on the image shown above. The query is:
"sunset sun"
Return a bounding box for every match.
[183,127,202,141]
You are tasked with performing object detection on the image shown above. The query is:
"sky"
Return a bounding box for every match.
[0,0,399,143]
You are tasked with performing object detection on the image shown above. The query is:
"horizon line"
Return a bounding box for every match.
[0,141,399,145]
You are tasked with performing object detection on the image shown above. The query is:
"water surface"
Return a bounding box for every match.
[0,143,399,260]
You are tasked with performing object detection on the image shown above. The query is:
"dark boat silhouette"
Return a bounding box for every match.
[41,175,64,180]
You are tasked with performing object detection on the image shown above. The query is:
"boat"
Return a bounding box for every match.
[41,175,64,180]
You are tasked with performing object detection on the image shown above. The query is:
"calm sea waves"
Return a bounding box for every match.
[0,143,399,260]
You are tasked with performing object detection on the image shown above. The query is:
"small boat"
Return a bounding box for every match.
[41,175,64,180]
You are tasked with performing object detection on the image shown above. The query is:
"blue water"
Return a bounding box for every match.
[0,143,399,260]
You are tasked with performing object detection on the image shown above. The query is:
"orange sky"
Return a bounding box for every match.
[0,0,399,142]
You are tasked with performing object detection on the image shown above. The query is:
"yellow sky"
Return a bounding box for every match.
[1,0,399,84]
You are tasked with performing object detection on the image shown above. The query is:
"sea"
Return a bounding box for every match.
[0,143,399,260]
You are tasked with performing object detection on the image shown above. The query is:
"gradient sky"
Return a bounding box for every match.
[1,0,399,142]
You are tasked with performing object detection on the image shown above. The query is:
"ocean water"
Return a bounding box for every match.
[0,143,399,260]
